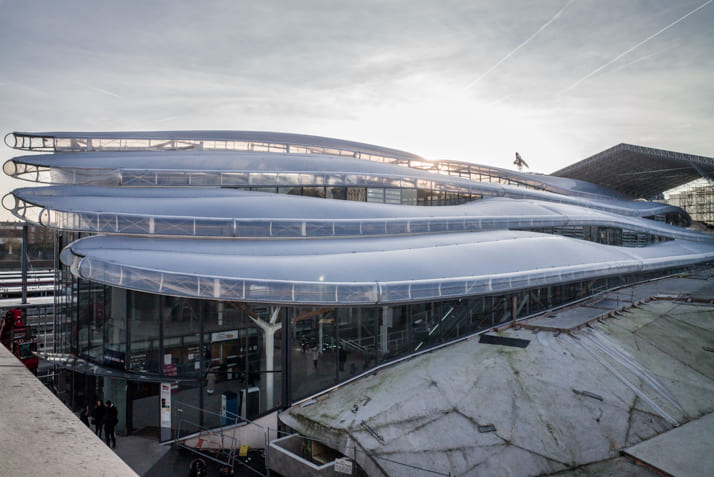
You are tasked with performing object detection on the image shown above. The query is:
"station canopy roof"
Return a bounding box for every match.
[60,231,714,305]
[7,186,706,243]
[552,143,714,199]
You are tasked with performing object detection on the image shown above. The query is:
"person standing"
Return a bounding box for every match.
[80,406,90,427]
[311,345,320,370]
[91,400,105,437]
[103,400,118,448]
[338,346,347,371]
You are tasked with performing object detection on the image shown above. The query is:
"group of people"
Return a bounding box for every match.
[79,399,119,448]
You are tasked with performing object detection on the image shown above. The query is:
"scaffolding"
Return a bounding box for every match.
[670,185,714,226]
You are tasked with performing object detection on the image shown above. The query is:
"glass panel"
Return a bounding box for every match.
[366,188,385,203]
[77,279,91,356]
[336,284,378,303]
[292,283,338,303]
[204,303,276,418]
[290,307,338,401]
[251,172,279,185]
[380,283,410,302]
[378,306,409,362]
[326,187,347,200]
[98,215,118,233]
[219,172,249,186]
[386,221,408,235]
[302,187,326,198]
[408,221,429,233]
[121,172,157,186]
[188,172,220,186]
[129,291,160,374]
[440,299,471,342]
[429,220,449,233]
[162,297,202,378]
[237,221,271,237]
[401,189,417,205]
[104,287,127,369]
[271,221,303,238]
[333,222,361,236]
[277,173,300,186]
[411,303,440,352]
[195,219,234,237]
[154,218,195,236]
[160,274,199,297]
[88,283,105,361]
[361,221,387,235]
[116,216,151,234]
[447,220,466,232]
[305,222,333,237]
[156,172,190,186]
[384,188,401,204]
[171,385,202,439]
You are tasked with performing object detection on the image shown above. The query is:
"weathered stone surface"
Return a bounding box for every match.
[0,346,137,477]
[283,298,714,476]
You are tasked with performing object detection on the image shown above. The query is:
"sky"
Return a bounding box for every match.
[1,0,713,220]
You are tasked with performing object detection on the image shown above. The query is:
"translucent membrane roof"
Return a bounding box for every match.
[5,129,709,306]
[61,232,714,305]
[5,130,422,162]
[4,149,491,193]
[6,186,709,243]
[4,150,685,218]
[5,130,621,199]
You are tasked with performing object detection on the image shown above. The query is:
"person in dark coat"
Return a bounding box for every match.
[91,400,105,436]
[103,400,118,448]
[338,346,347,371]
[79,406,90,427]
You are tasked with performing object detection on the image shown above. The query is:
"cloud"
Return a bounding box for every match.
[0,0,711,201]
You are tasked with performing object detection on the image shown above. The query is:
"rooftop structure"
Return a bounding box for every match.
[552,143,714,200]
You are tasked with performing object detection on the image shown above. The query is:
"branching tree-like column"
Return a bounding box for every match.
[248,306,281,411]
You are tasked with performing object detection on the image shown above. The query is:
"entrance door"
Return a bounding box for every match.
[127,381,160,438]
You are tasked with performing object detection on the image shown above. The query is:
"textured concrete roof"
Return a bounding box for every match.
[281,276,714,476]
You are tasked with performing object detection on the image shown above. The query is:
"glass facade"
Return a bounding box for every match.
[52,257,711,440]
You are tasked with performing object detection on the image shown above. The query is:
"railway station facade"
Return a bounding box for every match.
[4,130,714,439]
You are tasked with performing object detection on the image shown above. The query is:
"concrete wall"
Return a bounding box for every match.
[0,345,137,476]
[269,434,344,477]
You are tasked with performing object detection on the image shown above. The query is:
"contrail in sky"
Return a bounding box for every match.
[92,87,121,98]
[464,0,576,90]
[562,0,713,93]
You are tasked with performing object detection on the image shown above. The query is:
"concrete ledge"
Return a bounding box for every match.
[0,346,137,477]
[269,433,345,477]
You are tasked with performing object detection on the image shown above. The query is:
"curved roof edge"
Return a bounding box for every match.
[5,130,424,162]
[7,186,708,243]
[61,234,714,306]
